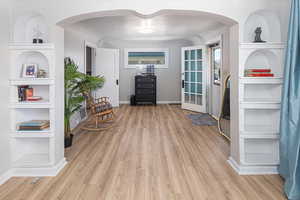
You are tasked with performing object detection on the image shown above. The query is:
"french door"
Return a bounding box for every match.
[181,46,207,112]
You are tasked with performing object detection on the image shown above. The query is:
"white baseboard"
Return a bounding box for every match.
[120,101,130,104]
[0,169,13,185]
[0,158,67,185]
[157,101,181,104]
[120,101,181,105]
[228,157,279,175]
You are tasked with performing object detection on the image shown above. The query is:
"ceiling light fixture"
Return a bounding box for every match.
[138,19,154,34]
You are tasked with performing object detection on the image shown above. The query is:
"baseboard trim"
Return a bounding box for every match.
[13,158,67,177]
[0,158,67,185]
[228,157,279,175]
[157,101,181,104]
[0,169,13,185]
[120,101,181,105]
[120,101,130,104]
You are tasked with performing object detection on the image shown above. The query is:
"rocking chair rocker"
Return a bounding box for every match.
[81,97,115,131]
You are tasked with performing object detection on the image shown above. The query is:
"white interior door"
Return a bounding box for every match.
[94,48,119,107]
[181,46,207,113]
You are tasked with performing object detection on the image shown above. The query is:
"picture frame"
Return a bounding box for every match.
[22,64,38,78]
[124,48,169,69]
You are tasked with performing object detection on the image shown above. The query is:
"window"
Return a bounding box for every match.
[212,46,221,85]
[124,48,169,68]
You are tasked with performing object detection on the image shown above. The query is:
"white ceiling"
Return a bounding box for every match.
[66,13,229,41]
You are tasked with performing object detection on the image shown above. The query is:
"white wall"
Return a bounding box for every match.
[0,0,11,183]
[64,29,97,73]
[102,39,193,102]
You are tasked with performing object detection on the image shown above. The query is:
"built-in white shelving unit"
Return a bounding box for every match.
[230,9,285,174]
[9,43,57,171]
[8,11,66,176]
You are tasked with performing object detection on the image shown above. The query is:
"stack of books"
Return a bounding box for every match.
[244,69,274,77]
[18,85,43,102]
[18,120,50,131]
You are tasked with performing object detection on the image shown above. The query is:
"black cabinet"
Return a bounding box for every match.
[135,75,156,105]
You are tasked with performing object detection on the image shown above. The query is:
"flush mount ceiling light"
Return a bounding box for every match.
[138,19,154,34]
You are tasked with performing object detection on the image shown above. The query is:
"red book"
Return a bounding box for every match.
[245,69,271,73]
[27,96,42,101]
[247,73,274,77]
[25,88,33,100]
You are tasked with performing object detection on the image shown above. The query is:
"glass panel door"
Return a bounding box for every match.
[182,46,206,113]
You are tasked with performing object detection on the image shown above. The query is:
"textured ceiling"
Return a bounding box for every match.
[67,13,228,41]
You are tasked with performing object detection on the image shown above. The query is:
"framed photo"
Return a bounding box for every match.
[22,64,38,78]
[124,48,169,68]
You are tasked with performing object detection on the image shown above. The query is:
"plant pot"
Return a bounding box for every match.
[64,134,74,148]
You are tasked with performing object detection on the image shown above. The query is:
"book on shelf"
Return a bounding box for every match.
[245,69,271,73]
[244,68,274,77]
[18,85,29,101]
[18,86,43,102]
[18,120,50,131]
[246,73,274,77]
[26,96,42,101]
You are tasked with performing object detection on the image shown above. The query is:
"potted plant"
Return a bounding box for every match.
[77,74,105,109]
[64,58,85,147]
[64,57,105,148]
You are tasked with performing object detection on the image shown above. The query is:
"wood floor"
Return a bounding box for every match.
[0,105,286,200]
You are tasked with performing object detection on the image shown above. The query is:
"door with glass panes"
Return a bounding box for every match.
[181,46,206,112]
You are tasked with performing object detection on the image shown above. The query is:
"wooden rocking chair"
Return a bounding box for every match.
[81,97,115,131]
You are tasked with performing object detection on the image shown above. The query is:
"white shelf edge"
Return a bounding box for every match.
[240,99,281,104]
[240,134,279,139]
[14,129,53,134]
[239,77,283,84]
[10,102,53,109]
[12,132,54,138]
[9,43,54,50]
[240,103,281,109]
[240,42,285,49]
[10,78,54,85]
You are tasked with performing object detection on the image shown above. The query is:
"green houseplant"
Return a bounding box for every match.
[77,74,105,109]
[64,57,105,148]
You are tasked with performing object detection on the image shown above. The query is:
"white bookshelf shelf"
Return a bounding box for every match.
[12,131,53,138]
[13,153,51,167]
[10,78,54,86]
[241,103,281,109]
[240,43,285,49]
[9,43,54,50]
[240,77,283,84]
[11,101,53,109]
[240,133,279,139]
[241,98,281,104]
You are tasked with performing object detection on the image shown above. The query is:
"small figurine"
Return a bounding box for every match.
[254,27,266,43]
[32,24,44,44]
[37,69,47,78]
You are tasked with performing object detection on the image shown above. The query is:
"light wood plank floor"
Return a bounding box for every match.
[0,105,286,200]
